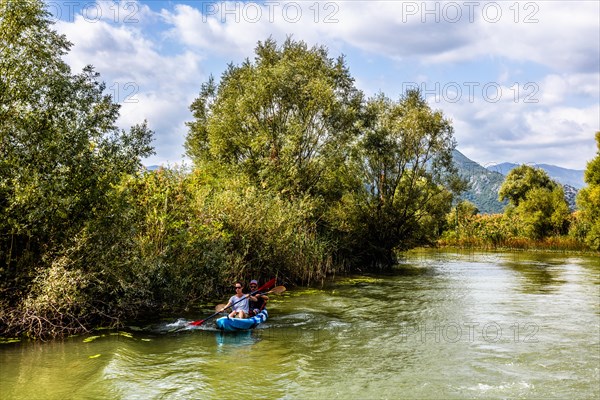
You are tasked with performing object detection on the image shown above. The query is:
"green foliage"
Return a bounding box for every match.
[185,41,464,269]
[185,37,362,199]
[497,165,570,239]
[0,0,154,338]
[445,200,479,239]
[116,167,234,308]
[1,16,473,338]
[120,168,333,296]
[575,132,600,250]
[512,186,570,239]
[0,0,153,260]
[19,260,94,338]
[440,212,587,251]
[203,179,333,284]
[499,165,557,206]
[443,161,593,251]
[456,200,479,217]
[329,91,463,266]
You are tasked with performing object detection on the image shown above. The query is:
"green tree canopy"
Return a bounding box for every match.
[328,90,464,265]
[185,37,363,199]
[576,132,600,250]
[0,0,154,302]
[499,165,569,239]
[498,164,558,206]
[356,91,463,207]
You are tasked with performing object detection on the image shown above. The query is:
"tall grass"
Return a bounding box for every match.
[440,213,591,252]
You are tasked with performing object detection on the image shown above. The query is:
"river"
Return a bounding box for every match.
[1,250,599,399]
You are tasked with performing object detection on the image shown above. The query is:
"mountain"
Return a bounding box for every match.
[563,184,579,211]
[486,163,585,189]
[452,150,507,214]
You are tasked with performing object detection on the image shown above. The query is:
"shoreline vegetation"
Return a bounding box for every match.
[438,213,596,253]
[1,1,599,340]
[438,239,593,254]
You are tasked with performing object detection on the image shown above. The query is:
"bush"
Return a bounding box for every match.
[202,178,333,285]
[2,258,105,339]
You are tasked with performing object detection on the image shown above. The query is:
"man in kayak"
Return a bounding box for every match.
[248,279,269,317]
[221,282,250,319]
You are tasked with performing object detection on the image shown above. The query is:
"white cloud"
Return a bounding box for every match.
[51,0,598,170]
[538,73,600,106]
[448,91,599,170]
[324,1,599,73]
[159,2,334,59]
[55,5,205,165]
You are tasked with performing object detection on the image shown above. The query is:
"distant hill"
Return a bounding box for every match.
[487,163,585,189]
[452,150,507,214]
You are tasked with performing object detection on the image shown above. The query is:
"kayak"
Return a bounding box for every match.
[216,309,268,332]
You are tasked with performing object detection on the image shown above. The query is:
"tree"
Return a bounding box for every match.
[448,200,479,238]
[499,165,570,239]
[576,132,600,250]
[185,37,363,199]
[517,186,570,239]
[330,90,464,265]
[0,0,154,334]
[499,164,557,206]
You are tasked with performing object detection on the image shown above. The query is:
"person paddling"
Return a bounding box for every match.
[248,279,269,316]
[221,282,250,319]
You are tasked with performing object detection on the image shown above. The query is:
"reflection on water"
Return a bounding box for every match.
[500,252,570,293]
[215,331,260,348]
[1,250,598,399]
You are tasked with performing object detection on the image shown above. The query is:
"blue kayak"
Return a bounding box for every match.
[216,310,268,332]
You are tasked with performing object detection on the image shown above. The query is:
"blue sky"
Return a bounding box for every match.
[49,0,599,170]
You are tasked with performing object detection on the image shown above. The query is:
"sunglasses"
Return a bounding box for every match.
[234,286,242,289]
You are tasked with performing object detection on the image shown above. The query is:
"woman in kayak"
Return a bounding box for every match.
[221,282,251,319]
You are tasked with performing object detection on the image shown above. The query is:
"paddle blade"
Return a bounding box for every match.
[189,319,205,326]
[266,286,286,295]
[215,304,227,312]
[257,277,276,292]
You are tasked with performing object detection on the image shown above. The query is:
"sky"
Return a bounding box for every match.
[48,0,599,170]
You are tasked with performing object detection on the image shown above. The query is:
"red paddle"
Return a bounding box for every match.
[189,277,276,326]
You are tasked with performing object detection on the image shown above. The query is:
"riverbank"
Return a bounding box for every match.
[436,237,595,253]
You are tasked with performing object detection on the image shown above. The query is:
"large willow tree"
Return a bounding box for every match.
[185,37,363,199]
[328,91,465,265]
[186,38,463,267]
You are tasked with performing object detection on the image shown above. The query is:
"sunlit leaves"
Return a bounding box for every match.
[331,90,463,264]
[498,165,557,207]
[575,132,600,250]
[0,0,154,337]
[185,37,362,198]
[498,165,570,239]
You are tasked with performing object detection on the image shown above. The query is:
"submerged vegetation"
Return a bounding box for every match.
[0,1,597,339]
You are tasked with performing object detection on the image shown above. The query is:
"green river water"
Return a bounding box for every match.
[1,250,599,399]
